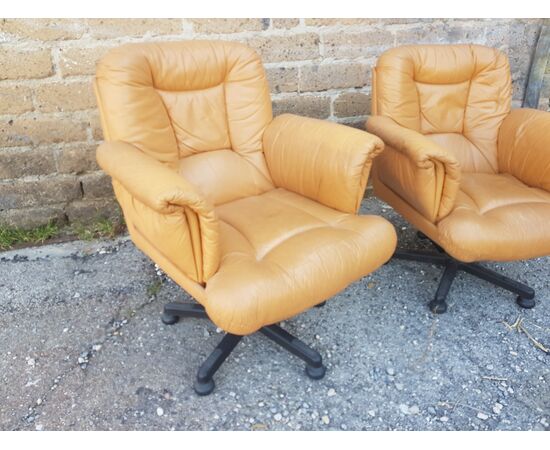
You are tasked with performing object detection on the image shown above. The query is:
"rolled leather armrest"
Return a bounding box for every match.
[498,108,550,192]
[96,141,219,282]
[367,115,461,222]
[97,141,213,216]
[263,113,385,214]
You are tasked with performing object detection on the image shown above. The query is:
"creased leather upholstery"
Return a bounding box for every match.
[498,108,550,192]
[372,44,511,173]
[205,189,396,335]
[368,44,550,263]
[173,149,274,206]
[438,173,550,262]
[367,116,461,221]
[97,141,220,283]
[95,41,396,335]
[264,114,385,214]
[94,41,273,182]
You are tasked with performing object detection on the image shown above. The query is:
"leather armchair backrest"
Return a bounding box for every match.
[95,41,275,204]
[373,44,512,173]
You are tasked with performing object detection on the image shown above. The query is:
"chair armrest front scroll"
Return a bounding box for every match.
[263,114,385,214]
[96,141,219,282]
[367,116,461,222]
[498,108,550,192]
[97,141,213,216]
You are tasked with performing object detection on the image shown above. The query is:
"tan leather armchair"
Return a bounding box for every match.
[94,41,397,395]
[367,44,550,313]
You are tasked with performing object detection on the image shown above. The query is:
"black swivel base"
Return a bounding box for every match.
[161,302,326,396]
[392,232,536,313]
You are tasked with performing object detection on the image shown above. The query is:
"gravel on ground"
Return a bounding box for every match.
[1,194,548,430]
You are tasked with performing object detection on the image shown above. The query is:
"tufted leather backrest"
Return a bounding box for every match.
[95,41,274,205]
[373,45,512,173]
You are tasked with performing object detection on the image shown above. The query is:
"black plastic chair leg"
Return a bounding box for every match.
[460,262,535,308]
[160,302,330,395]
[417,231,429,240]
[194,333,242,396]
[162,302,207,325]
[260,324,326,380]
[390,237,536,312]
[429,259,459,314]
[393,248,448,265]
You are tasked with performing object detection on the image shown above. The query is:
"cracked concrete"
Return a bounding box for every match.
[0,195,549,430]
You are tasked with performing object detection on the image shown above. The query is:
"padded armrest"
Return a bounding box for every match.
[97,141,213,216]
[263,114,385,214]
[96,141,219,282]
[367,115,461,222]
[498,108,550,192]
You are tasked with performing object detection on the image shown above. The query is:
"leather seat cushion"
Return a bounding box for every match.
[437,173,550,262]
[204,188,397,334]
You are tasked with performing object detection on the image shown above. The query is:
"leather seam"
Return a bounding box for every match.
[462,78,473,135]
[222,81,234,150]
[185,210,203,283]
[461,133,497,173]
[413,79,422,131]
[457,188,481,214]
[216,190,352,261]
[264,191,347,227]
[458,177,550,215]
[220,212,328,261]
[477,199,550,216]
[257,225,331,261]
[217,219,258,259]
[154,89,182,159]
[239,155,276,193]
[155,83,224,95]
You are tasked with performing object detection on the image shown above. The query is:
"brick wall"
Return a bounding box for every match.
[543,49,550,111]
[0,18,546,228]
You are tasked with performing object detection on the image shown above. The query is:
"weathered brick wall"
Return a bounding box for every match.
[0,18,546,228]
[543,49,550,111]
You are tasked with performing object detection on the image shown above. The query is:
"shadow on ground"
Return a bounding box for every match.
[1,194,549,430]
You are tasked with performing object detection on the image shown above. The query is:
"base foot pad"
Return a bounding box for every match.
[429,300,448,314]
[516,295,535,309]
[161,313,179,325]
[306,364,326,380]
[194,379,215,396]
